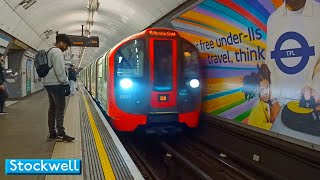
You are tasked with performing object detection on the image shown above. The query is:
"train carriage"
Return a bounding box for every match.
[80,28,202,132]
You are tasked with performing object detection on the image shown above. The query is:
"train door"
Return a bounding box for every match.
[149,38,177,111]
[90,63,96,97]
[92,61,97,98]
[97,57,103,103]
[88,65,92,92]
[83,70,85,86]
[101,53,108,110]
[86,68,89,89]
[84,69,87,88]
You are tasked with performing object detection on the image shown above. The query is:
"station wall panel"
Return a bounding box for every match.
[170,0,320,147]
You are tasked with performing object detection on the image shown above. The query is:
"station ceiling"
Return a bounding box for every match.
[1,0,187,68]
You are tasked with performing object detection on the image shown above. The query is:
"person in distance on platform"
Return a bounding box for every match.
[68,64,77,95]
[0,54,8,115]
[43,34,75,142]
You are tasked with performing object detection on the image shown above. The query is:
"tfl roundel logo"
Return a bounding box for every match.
[270,32,315,74]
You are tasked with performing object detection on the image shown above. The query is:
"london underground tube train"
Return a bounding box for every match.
[79,28,202,132]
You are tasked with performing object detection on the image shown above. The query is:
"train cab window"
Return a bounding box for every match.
[182,40,200,78]
[115,39,145,77]
[153,40,173,91]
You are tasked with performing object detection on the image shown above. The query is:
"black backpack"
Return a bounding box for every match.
[34,48,54,77]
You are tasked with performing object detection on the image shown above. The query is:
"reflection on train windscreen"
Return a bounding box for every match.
[116,39,145,77]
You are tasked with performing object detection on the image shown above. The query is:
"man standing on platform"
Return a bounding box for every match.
[43,34,75,142]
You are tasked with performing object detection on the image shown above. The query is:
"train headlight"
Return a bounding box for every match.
[190,79,199,88]
[120,78,133,89]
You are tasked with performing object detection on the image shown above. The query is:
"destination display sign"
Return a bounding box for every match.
[67,35,99,47]
[147,29,177,37]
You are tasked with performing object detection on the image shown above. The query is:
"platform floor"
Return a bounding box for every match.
[0,90,55,180]
[5,101,18,107]
[0,86,143,180]
[45,90,83,180]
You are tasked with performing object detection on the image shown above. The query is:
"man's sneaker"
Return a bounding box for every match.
[56,134,75,142]
[47,133,56,141]
[0,111,8,115]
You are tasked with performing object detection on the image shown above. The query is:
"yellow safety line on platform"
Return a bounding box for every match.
[81,91,116,180]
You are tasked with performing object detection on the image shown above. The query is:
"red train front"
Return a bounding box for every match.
[81,28,202,132]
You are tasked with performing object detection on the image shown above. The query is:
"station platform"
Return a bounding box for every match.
[0,85,144,180]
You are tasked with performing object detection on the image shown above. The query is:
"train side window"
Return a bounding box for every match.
[115,39,145,77]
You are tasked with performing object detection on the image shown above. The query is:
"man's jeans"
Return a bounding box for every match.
[45,85,66,135]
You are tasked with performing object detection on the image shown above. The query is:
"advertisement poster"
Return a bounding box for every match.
[171,0,320,145]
